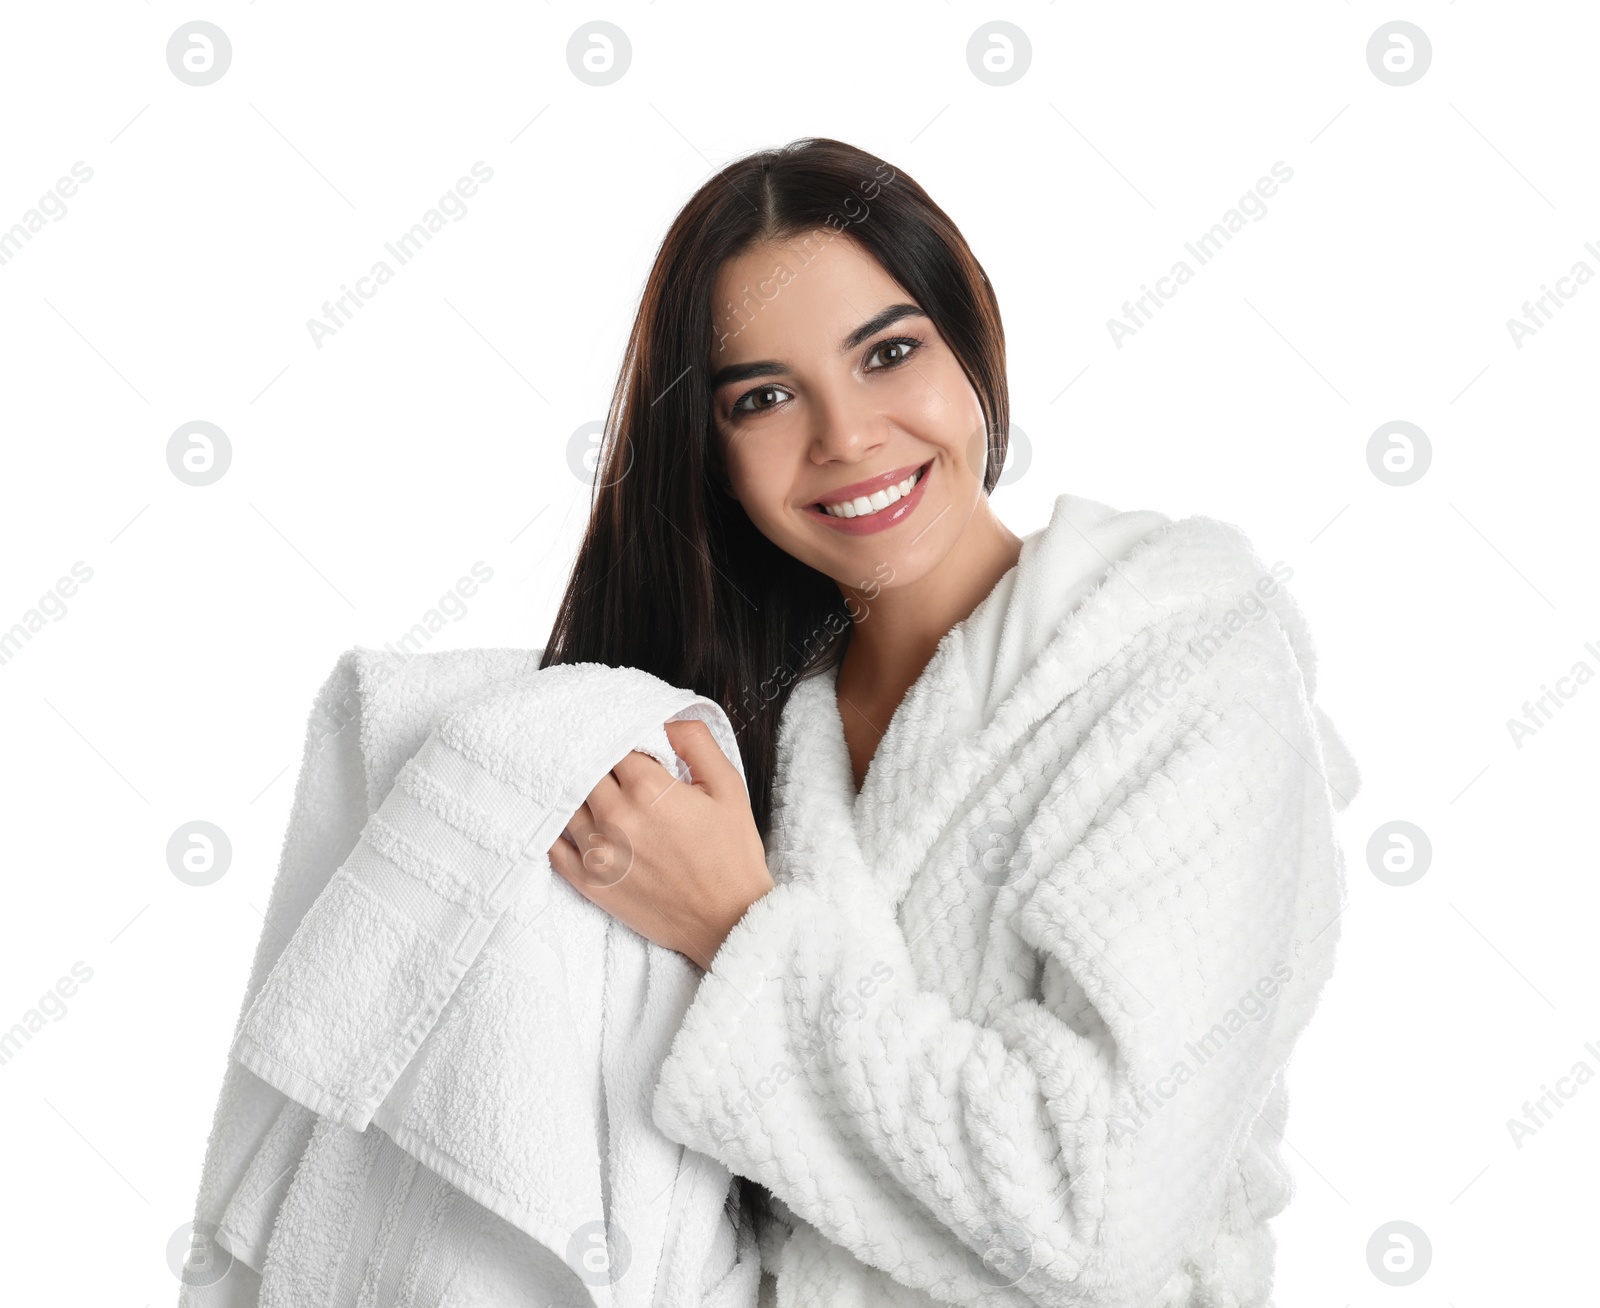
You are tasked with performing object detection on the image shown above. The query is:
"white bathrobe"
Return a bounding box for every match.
[650,493,1361,1308]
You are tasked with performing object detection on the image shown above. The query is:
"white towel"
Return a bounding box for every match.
[180,647,762,1308]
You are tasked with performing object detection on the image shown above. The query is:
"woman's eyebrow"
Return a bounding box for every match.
[708,302,926,392]
[840,301,925,351]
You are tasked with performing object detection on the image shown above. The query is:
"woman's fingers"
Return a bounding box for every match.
[562,798,595,844]
[586,768,626,813]
[561,794,637,892]
[566,760,627,835]
[662,719,735,796]
[609,723,731,801]
[607,747,676,800]
[550,834,615,904]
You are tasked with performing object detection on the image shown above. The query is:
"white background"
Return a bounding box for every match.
[1,2,1595,1303]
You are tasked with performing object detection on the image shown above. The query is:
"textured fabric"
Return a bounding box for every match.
[181,650,763,1308]
[650,493,1361,1308]
[247,1111,662,1308]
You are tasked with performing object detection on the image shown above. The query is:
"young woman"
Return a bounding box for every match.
[542,137,1358,1308]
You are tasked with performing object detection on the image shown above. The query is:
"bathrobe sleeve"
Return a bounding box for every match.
[650,608,1350,1308]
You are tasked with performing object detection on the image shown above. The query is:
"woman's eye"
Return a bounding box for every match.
[731,383,793,415]
[866,335,925,370]
[727,336,924,418]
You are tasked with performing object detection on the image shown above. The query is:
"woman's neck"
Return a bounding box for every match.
[836,496,1024,706]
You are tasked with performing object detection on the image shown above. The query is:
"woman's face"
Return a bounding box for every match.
[708,232,990,594]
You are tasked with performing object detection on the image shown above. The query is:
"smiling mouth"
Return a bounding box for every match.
[812,462,931,519]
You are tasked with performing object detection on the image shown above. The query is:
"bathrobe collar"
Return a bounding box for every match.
[768,492,1318,915]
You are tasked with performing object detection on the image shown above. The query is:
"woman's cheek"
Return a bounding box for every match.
[725,465,789,544]
[891,365,959,436]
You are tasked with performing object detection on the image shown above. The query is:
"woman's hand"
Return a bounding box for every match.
[547,718,774,970]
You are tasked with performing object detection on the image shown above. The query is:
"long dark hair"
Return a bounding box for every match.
[539,136,1009,837]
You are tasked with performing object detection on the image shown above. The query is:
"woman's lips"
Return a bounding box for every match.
[803,460,933,536]
[811,460,926,505]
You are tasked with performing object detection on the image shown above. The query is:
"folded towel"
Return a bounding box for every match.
[180,647,762,1308]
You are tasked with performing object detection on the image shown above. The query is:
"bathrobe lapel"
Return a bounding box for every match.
[772,661,962,922]
[776,551,1029,919]
[769,511,1301,928]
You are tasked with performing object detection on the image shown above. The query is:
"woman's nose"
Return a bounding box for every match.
[807,385,887,466]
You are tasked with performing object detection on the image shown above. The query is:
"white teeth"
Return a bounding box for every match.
[820,468,923,518]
